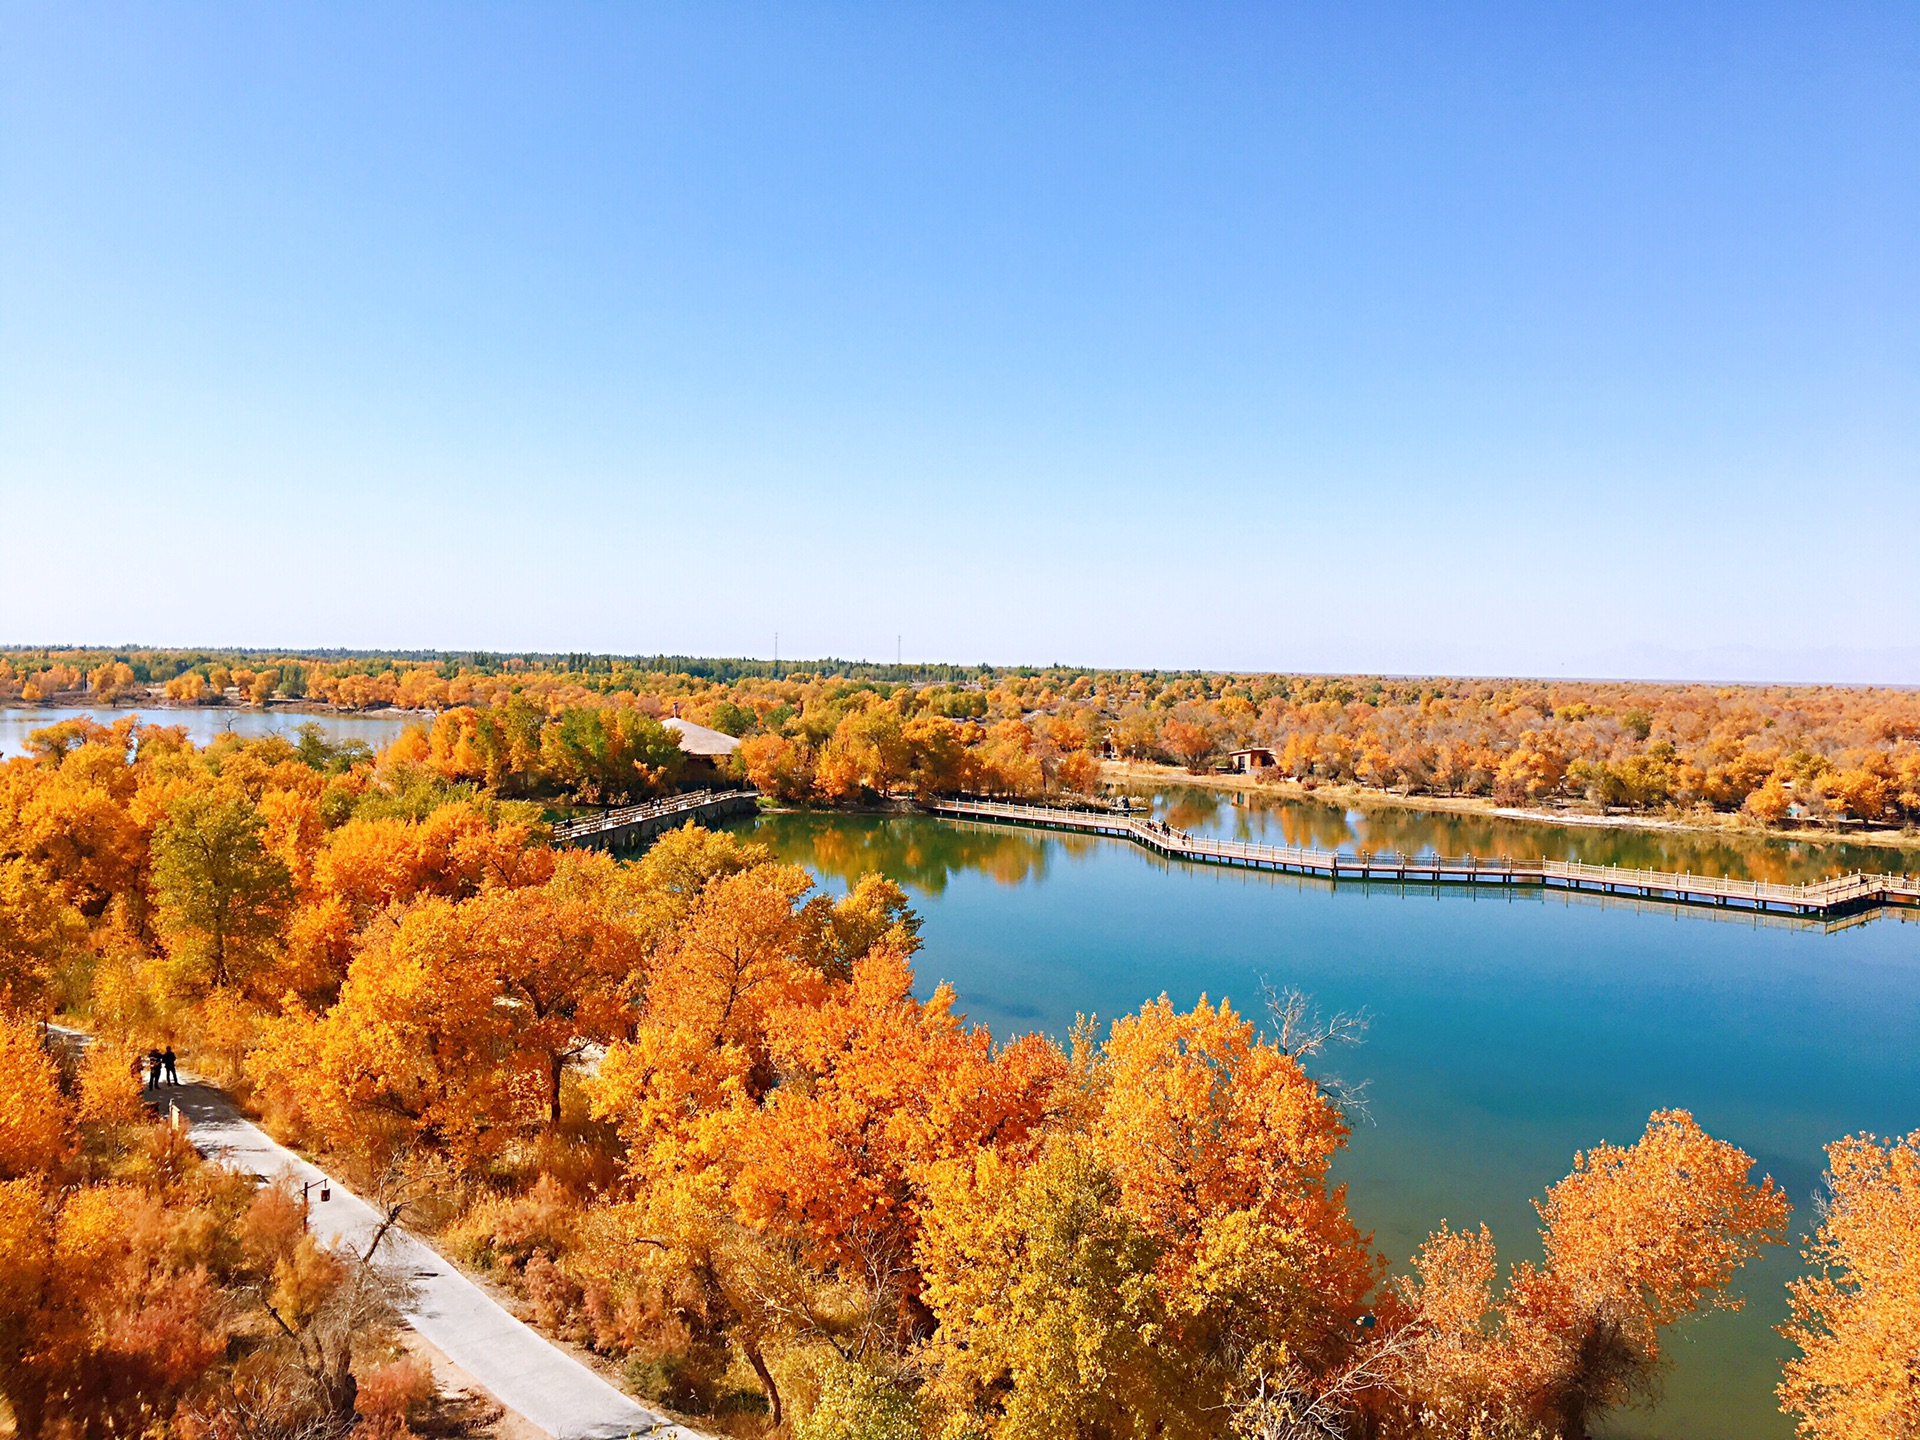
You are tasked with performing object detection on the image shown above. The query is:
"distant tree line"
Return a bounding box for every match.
[5,650,1918,826]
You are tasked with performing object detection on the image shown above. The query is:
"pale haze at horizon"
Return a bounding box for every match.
[2,4,1915,683]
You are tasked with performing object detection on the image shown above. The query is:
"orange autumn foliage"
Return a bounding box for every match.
[249,898,511,1164]
[1779,1131,1920,1439]
[725,945,1067,1276]
[0,860,81,1021]
[1094,996,1370,1285]
[0,676,1899,1435]
[313,803,550,923]
[252,860,637,1161]
[589,864,823,1166]
[1397,1109,1791,1439]
[0,1019,71,1181]
[9,645,1920,822]
[0,1012,381,1438]
[1090,995,1379,1377]
[461,871,646,1124]
[909,995,1383,1436]
[0,724,149,919]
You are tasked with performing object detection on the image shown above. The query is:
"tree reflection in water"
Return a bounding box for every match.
[743,812,1086,895]
[733,791,1918,897]
[1135,784,1920,887]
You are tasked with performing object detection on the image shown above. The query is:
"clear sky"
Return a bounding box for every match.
[2,3,1915,681]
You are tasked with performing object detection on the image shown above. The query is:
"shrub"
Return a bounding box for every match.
[793,1353,919,1440]
[357,1354,435,1437]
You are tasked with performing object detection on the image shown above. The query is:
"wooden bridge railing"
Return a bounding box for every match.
[925,799,1918,917]
[551,788,757,844]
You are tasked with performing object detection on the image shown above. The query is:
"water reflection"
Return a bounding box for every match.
[749,812,1078,894]
[0,707,418,760]
[744,810,1905,934]
[1137,784,1920,887]
[728,806,1920,1440]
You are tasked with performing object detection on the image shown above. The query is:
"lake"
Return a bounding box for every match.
[1133,781,1920,885]
[732,804,1920,1440]
[0,705,419,760]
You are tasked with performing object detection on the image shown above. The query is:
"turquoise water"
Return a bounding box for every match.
[738,810,1920,1440]
[1135,783,1920,885]
[0,706,417,759]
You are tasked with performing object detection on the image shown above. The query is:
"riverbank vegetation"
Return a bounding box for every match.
[0,717,1913,1438]
[6,648,1918,835]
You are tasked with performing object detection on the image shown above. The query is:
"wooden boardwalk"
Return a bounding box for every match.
[924,799,1920,920]
[551,788,758,850]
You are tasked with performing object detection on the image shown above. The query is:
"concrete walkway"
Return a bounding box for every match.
[158,1080,693,1440]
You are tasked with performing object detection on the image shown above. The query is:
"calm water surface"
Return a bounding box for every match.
[1137,782,1920,885]
[735,809,1920,1440]
[0,706,417,759]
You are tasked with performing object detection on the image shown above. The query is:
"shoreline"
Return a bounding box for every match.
[10,698,1914,859]
[1099,760,1920,856]
[0,698,437,718]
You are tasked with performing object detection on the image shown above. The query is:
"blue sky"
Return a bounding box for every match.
[2,3,1915,681]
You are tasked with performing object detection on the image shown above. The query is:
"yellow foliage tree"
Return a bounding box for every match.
[0,1019,70,1181]
[1398,1109,1790,1439]
[1091,996,1379,1377]
[1779,1131,1920,1439]
[917,1140,1189,1440]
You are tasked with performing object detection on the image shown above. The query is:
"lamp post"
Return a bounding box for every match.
[301,1178,331,1230]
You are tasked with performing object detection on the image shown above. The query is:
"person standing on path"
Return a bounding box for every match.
[162,1046,179,1086]
[145,1049,163,1092]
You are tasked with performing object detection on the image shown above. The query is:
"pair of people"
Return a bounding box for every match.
[143,1046,180,1091]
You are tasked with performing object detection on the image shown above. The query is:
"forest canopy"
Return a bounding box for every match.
[5,647,1918,826]
[0,716,1910,1438]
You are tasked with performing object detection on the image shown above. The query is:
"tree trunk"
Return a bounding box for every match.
[9,1377,47,1440]
[741,1335,781,1427]
[319,1348,358,1426]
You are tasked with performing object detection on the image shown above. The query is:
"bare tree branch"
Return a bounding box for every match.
[1261,980,1374,1124]
[1232,1324,1423,1440]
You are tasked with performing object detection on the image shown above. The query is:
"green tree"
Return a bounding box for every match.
[540,707,685,805]
[151,790,293,994]
[707,700,758,737]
